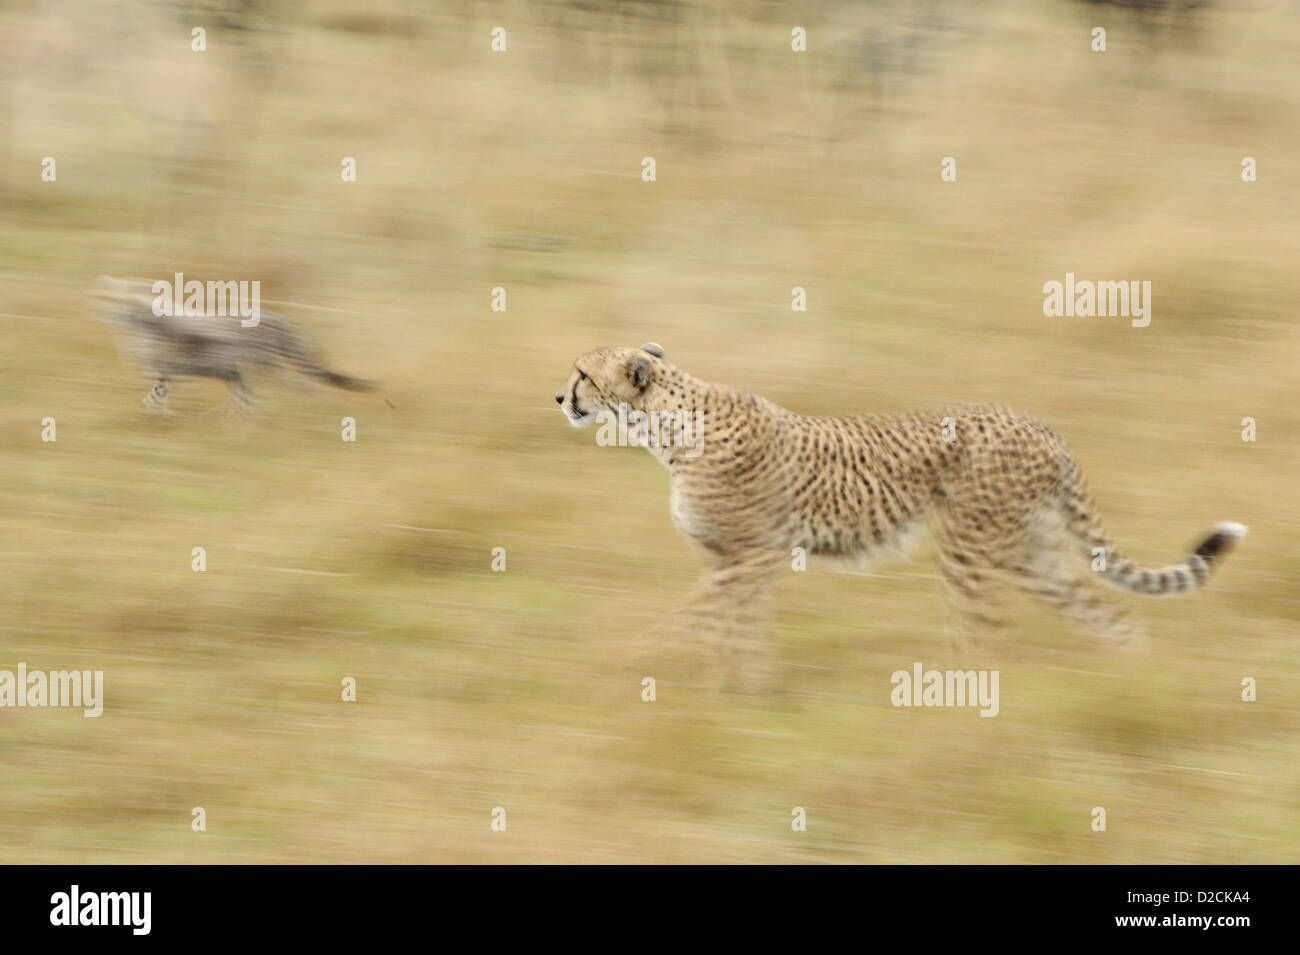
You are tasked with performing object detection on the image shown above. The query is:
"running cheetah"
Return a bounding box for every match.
[555,343,1246,654]
[88,276,375,415]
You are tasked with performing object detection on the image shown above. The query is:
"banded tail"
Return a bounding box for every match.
[1059,455,1247,597]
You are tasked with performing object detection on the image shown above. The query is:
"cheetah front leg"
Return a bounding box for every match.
[686,547,789,688]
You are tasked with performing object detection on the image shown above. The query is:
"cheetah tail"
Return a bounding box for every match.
[298,360,378,392]
[1064,506,1247,597]
[318,369,379,392]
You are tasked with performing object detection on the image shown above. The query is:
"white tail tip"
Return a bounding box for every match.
[1215,521,1248,539]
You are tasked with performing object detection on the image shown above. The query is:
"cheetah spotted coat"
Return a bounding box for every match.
[557,344,1245,648]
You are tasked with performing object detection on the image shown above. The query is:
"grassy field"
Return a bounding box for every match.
[1,0,1297,863]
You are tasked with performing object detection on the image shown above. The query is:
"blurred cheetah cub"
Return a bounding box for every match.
[88,275,375,415]
[556,343,1247,656]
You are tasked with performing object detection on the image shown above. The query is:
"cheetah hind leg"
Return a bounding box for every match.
[936,546,1010,659]
[202,371,256,421]
[1008,516,1145,648]
[934,512,1021,657]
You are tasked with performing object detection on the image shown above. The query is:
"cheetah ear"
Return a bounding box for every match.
[628,355,652,391]
[640,342,664,358]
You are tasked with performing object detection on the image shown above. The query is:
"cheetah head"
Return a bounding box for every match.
[555,342,665,427]
[86,275,155,323]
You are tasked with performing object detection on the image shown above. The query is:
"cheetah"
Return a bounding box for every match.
[555,343,1246,656]
[88,276,375,415]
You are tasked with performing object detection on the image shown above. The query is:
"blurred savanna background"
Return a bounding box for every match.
[1,0,1297,863]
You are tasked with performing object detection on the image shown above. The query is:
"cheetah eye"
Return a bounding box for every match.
[577,371,587,381]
